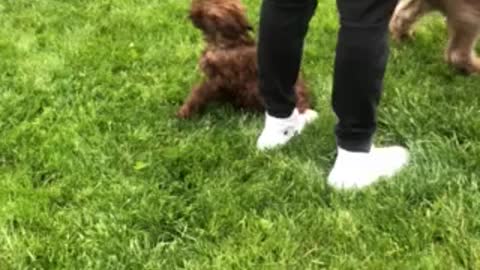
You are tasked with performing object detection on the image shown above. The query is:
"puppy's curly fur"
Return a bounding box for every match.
[390,0,480,74]
[177,0,311,118]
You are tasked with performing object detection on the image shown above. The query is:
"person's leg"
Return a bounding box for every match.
[333,0,399,152]
[258,0,317,117]
[328,0,409,189]
[256,0,319,150]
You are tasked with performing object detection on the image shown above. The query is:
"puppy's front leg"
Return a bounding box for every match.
[177,80,222,118]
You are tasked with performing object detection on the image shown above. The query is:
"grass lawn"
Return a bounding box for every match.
[1,0,480,269]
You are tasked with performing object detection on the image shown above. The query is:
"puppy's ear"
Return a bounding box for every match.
[217,11,252,38]
[189,8,209,32]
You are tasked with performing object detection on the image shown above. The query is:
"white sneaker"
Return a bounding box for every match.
[327,145,409,189]
[257,108,318,150]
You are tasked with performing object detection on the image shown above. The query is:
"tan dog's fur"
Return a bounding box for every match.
[390,0,480,74]
[177,0,311,118]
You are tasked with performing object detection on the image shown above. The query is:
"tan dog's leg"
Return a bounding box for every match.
[390,0,433,41]
[177,80,222,118]
[445,19,480,75]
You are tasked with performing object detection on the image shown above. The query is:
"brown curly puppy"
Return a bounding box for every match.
[177,0,312,118]
[390,0,480,74]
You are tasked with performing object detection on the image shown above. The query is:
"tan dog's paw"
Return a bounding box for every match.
[389,16,414,42]
[471,58,480,75]
[389,0,426,42]
[391,28,413,42]
[446,50,480,76]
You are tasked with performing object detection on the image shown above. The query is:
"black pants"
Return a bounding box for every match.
[258,0,399,152]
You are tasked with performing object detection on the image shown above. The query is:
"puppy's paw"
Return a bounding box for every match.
[176,105,192,119]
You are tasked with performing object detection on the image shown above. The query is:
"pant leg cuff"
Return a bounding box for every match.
[266,105,296,118]
[336,137,373,153]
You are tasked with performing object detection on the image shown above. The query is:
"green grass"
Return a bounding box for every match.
[1,0,480,269]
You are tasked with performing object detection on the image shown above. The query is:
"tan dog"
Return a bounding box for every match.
[390,0,480,74]
[177,0,312,118]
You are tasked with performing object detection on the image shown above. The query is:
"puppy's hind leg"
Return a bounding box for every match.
[177,80,222,118]
[294,79,311,114]
[389,0,433,41]
[446,19,480,75]
[294,79,318,124]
